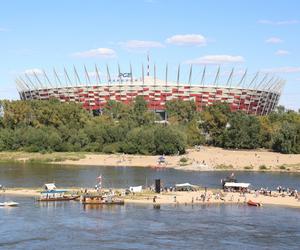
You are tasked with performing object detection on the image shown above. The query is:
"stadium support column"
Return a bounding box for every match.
[15,79,27,100]
[200,66,206,111]
[261,84,275,115]
[141,64,145,99]
[257,77,274,116]
[95,64,101,85]
[154,63,157,111]
[246,72,261,114]
[225,68,234,106]
[270,81,284,113]
[164,63,168,117]
[19,76,33,100]
[74,66,81,87]
[266,80,282,115]
[130,63,133,102]
[188,64,193,102]
[33,71,50,100]
[25,73,41,100]
[53,68,63,101]
[213,66,220,102]
[106,64,112,105]
[84,65,92,112]
[247,74,268,114]
[64,67,73,103]
[255,77,274,115]
[118,64,122,102]
[176,64,180,99]
[236,69,247,111]
[147,52,150,77]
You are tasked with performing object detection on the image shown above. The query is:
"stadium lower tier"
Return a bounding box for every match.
[19,84,280,115]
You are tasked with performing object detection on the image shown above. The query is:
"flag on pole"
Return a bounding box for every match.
[97,175,102,189]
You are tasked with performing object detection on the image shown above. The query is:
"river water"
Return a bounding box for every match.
[0,163,299,190]
[0,163,299,249]
[0,196,299,250]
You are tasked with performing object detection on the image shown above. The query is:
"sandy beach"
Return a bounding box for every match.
[1,188,300,208]
[57,146,300,172]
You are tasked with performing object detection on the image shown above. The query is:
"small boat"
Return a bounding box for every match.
[37,195,79,202]
[0,201,19,207]
[247,200,262,207]
[81,194,124,205]
[37,182,79,202]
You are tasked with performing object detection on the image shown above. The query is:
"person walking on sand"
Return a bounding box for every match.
[174,195,177,203]
[153,196,156,203]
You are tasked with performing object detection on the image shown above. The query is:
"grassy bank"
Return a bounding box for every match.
[0,151,86,164]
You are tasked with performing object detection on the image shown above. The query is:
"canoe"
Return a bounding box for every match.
[0,201,19,207]
[247,200,262,207]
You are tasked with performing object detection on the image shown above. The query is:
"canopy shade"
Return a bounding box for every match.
[44,183,56,191]
[175,183,198,188]
[224,182,250,188]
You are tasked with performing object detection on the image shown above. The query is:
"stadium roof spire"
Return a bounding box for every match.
[147,52,150,77]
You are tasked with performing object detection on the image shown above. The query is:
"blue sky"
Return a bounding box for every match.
[0,0,299,110]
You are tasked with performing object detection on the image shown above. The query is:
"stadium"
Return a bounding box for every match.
[15,59,285,116]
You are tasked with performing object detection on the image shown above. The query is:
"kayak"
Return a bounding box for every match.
[247,200,262,207]
[0,201,19,207]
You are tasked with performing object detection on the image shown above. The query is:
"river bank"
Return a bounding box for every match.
[2,146,299,172]
[1,188,300,208]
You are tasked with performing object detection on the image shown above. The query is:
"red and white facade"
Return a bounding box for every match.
[16,67,284,115]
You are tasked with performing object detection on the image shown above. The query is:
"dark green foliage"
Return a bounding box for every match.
[154,126,186,155]
[0,98,299,155]
[272,121,300,154]
[166,99,197,123]
[220,112,262,149]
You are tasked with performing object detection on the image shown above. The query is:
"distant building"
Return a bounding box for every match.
[16,61,284,116]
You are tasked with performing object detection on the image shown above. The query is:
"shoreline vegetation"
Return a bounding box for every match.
[0,146,300,172]
[2,188,300,208]
[0,99,300,158]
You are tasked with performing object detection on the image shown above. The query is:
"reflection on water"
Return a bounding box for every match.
[0,196,299,250]
[0,162,299,190]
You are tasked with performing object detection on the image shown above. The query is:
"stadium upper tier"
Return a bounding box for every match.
[16,65,285,115]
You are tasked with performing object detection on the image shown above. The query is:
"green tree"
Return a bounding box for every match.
[220,112,262,149]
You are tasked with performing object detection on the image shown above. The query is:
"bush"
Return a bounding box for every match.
[154,127,186,155]
[279,165,286,170]
[102,143,120,154]
[259,165,267,170]
[180,157,188,163]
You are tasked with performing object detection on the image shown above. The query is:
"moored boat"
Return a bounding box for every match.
[81,194,124,205]
[0,201,19,207]
[37,193,80,202]
[37,183,79,202]
[247,200,262,207]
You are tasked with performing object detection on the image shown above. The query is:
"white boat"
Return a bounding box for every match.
[0,201,19,207]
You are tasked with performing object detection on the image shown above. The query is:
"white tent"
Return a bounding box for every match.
[44,183,56,191]
[224,182,250,188]
[175,183,199,191]
[129,186,143,193]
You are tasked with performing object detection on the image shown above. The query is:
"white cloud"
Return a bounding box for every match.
[258,19,299,25]
[262,67,300,74]
[122,40,164,50]
[275,50,290,56]
[185,55,245,65]
[265,37,283,44]
[72,48,116,58]
[24,68,43,76]
[166,34,207,46]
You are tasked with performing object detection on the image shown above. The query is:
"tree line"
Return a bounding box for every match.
[0,97,299,155]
